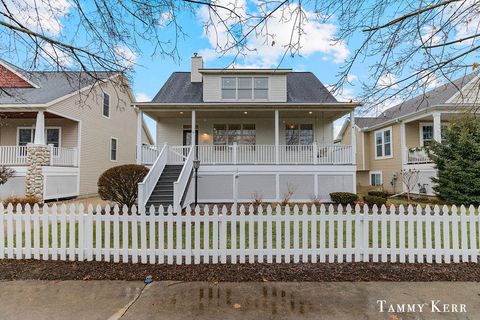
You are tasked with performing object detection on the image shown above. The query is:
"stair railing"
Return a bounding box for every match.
[173,146,194,213]
[138,143,168,213]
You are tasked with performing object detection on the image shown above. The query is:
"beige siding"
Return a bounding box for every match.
[202,75,220,101]
[0,118,78,147]
[156,113,335,146]
[48,79,136,195]
[202,74,287,102]
[364,123,403,194]
[268,75,287,102]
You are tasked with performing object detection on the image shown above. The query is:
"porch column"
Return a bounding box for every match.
[275,109,279,164]
[433,111,441,142]
[136,109,143,164]
[350,111,356,165]
[191,110,196,147]
[400,121,407,165]
[33,111,45,145]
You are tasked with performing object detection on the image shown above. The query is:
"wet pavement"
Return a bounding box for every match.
[0,280,479,319]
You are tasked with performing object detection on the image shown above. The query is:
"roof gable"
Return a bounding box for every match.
[0,63,34,88]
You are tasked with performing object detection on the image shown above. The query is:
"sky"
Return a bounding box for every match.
[2,0,478,142]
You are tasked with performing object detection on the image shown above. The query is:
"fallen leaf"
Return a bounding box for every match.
[390,315,400,320]
[473,62,479,71]
[261,277,268,282]
[233,303,241,309]
[82,275,90,281]
[213,281,218,285]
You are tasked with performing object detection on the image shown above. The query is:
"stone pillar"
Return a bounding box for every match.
[25,144,50,201]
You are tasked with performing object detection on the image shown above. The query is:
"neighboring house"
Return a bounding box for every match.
[135,54,359,212]
[337,72,480,196]
[0,59,152,200]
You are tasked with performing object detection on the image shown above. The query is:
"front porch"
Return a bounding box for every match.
[0,110,80,200]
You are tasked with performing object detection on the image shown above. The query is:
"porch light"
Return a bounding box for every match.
[309,111,313,115]
[193,159,201,169]
[244,111,248,114]
[180,111,184,114]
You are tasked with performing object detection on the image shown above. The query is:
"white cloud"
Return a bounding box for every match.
[419,26,444,46]
[197,2,349,67]
[2,0,71,35]
[41,43,72,67]
[114,45,138,69]
[158,11,171,28]
[377,72,398,89]
[135,92,151,102]
[361,96,403,117]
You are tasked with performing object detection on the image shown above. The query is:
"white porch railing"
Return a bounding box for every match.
[169,146,190,164]
[0,146,78,167]
[140,145,160,165]
[173,146,194,213]
[194,144,353,165]
[406,148,433,164]
[0,146,28,165]
[138,144,168,211]
[51,147,78,167]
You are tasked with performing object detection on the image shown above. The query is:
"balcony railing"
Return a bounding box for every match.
[406,148,433,164]
[141,144,353,166]
[0,145,78,167]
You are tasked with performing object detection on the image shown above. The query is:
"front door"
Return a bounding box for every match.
[183,129,199,146]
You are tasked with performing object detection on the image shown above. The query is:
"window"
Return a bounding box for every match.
[221,77,269,100]
[103,93,110,118]
[420,123,448,146]
[370,172,382,186]
[375,127,392,159]
[110,138,118,161]
[17,127,60,147]
[421,124,433,147]
[213,124,256,145]
[285,123,314,145]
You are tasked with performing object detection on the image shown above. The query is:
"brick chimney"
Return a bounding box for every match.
[191,53,203,83]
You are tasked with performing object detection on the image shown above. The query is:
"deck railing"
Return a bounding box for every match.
[0,146,77,167]
[141,143,353,166]
[51,147,78,167]
[0,146,28,165]
[406,148,433,164]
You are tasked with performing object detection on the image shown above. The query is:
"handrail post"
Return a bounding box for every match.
[313,142,318,165]
[233,142,237,165]
[48,144,54,166]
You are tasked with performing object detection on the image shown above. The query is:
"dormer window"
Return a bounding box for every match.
[221,77,268,100]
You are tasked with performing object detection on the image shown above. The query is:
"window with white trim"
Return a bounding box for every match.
[213,124,256,145]
[420,123,448,146]
[17,127,60,147]
[375,127,392,159]
[370,172,382,186]
[110,138,118,161]
[285,123,314,145]
[221,77,268,100]
[102,93,110,118]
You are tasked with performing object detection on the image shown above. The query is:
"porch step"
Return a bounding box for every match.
[146,165,183,208]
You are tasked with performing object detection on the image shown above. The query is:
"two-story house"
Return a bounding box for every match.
[337,72,480,196]
[0,59,153,201]
[135,54,359,212]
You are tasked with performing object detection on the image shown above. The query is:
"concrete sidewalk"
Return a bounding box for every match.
[0,281,479,319]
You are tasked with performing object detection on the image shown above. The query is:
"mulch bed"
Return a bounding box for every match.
[1,259,480,282]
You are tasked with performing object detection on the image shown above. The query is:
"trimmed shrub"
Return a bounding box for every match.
[98,164,149,208]
[364,195,387,207]
[367,191,388,199]
[329,192,358,205]
[2,195,41,208]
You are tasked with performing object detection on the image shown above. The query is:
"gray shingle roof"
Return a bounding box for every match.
[355,72,479,129]
[0,60,117,105]
[152,71,338,103]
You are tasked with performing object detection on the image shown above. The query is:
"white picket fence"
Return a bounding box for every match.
[1,203,479,264]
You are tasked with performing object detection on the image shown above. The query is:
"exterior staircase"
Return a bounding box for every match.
[146,165,183,208]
